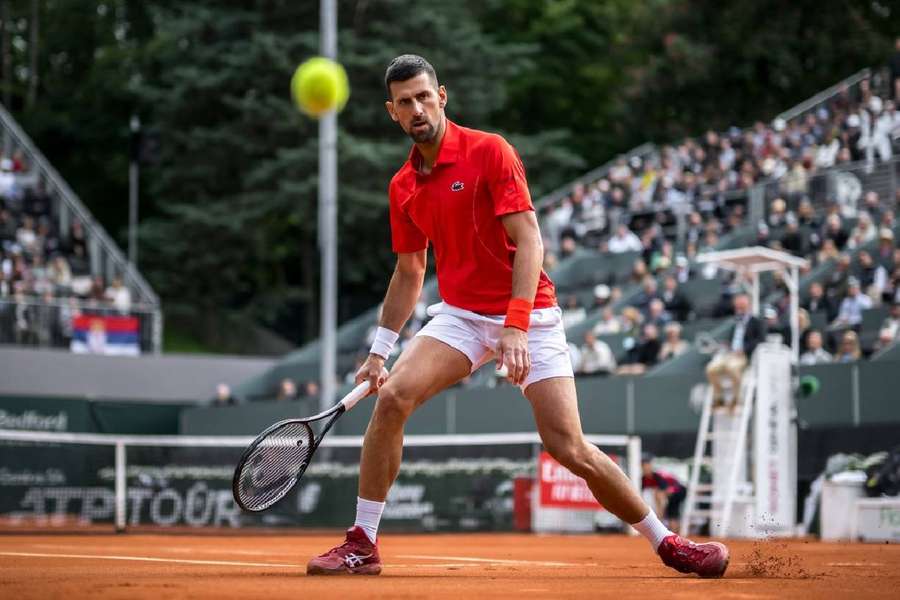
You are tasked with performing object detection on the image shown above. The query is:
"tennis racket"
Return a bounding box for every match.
[232,378,376,512]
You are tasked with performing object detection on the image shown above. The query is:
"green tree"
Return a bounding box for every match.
[135,0,582,343]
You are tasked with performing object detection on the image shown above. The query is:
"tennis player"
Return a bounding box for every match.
[307,54,729,578]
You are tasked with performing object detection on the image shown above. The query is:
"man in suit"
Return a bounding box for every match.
[705,293,766,406]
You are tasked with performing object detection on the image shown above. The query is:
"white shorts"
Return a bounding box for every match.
[414,301,574,390]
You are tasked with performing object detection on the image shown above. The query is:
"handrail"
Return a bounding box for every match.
[0,102,159,307]
[534,142,657,211]
[775,68,871,124]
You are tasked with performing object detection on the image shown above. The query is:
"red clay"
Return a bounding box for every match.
[1,532,898,599]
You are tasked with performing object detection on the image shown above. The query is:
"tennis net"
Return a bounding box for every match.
[0,429,640,534]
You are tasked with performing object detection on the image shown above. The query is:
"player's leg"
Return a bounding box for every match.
[358,334,473,501]
[524,376,728,578]
[524,376,648,522]
[308,331,476,575]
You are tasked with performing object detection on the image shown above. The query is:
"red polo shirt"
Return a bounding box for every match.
[389,120,557,315]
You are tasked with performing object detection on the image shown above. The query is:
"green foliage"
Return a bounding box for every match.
[3,0,898,349]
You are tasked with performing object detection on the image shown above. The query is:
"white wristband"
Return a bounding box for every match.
[369,326,399,359]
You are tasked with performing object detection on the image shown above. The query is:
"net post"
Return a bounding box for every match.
[114,441,126,533]
[626,435,642,536]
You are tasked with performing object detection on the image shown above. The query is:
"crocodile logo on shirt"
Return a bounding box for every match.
[450,181,465,192]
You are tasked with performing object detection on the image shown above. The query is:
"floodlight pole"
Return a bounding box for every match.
[318,0,338,412]
[128,115,140,269]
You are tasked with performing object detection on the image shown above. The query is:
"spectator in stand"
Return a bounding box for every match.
[590,284,612,310]
[821,213,848,250]
[848,212,877,249]
[13,291,35,345]
[880,301,900,340]
[855,250,887,301]
[832,277,872,329]
[559,235,577,259]
[105,276,132,314]
[33,290,57,347]
[627,259,649,285]
[303,381,320,398]
[706,293,765,406]
[592,306,622,335]
[632,276,659,314]
[815,238,840,266]
[213,383,238,406]
[755,221,771,248]
[579,330,617,375]
[804,281,835,321]
[618,323,661,375]
[824,253,853,301]
[646,298,672,329]
[660,275,692,321]
[834,330,862,363]
[873,327,896,353]
[66,220,88,258]
[275,378,297,402]
[673,255,692,283]
[768,198,788,228]
[16,216,38,257]
[862,191,883,224]
[659,322,689,362]
[561,294,586,329]
[797,308,813,352]
[800,330,832,365]
[797,198,820,229]
[0,159,20,199]
[780,213,807,256]
[885,265,900,305]
[608,223,642,254]
[875,228,895,271]
[618,306,643,338]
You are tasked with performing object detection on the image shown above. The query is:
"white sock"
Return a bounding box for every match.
[631,510,674,552]
[354,496,385,544]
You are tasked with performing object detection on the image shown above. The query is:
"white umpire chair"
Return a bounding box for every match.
[680,247,808,538]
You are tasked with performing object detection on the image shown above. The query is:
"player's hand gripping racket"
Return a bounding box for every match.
[232,376,380,512]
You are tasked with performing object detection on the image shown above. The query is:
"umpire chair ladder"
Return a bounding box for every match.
[680,364,756,537]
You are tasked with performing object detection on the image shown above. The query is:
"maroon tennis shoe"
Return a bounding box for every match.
[306,526,382,576]
[657,534,729,578]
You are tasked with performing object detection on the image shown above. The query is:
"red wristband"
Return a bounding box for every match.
[504,297,533,332]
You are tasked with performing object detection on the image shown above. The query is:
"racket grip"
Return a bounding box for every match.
[340,380,372,412]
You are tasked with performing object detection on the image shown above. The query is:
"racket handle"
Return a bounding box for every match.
[340,380,372,412]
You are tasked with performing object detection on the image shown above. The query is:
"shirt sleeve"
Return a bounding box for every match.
[485,135,533,217]
[389,180,428,254]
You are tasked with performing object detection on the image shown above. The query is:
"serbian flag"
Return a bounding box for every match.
[71,315,141,356]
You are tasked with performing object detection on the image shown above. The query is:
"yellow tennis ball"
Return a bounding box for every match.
[290,57,349,117]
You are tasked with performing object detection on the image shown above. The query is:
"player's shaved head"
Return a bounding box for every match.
[385,54,438,99]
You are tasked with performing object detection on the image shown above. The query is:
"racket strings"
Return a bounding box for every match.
[236,421,315,511]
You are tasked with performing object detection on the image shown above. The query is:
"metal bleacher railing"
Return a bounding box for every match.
[0,102,162,354]
[237,66,897,395]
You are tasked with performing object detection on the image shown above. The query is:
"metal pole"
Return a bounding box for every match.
[128,116,140,269]
[114,441,126,532]
[790,266,800,364]
[318,0,338,412]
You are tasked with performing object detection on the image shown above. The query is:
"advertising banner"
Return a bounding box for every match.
[753,342,796,536]
[538,451,601,510]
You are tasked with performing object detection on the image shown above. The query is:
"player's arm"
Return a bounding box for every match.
[356,249,427,391]
[497,210,543,386]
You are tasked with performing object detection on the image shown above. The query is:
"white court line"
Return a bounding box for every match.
[0,551,301,568]
[31,544,289,558]
[398,554,582,567]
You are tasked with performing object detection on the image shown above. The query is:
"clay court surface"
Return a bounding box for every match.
[1,532,898,599]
